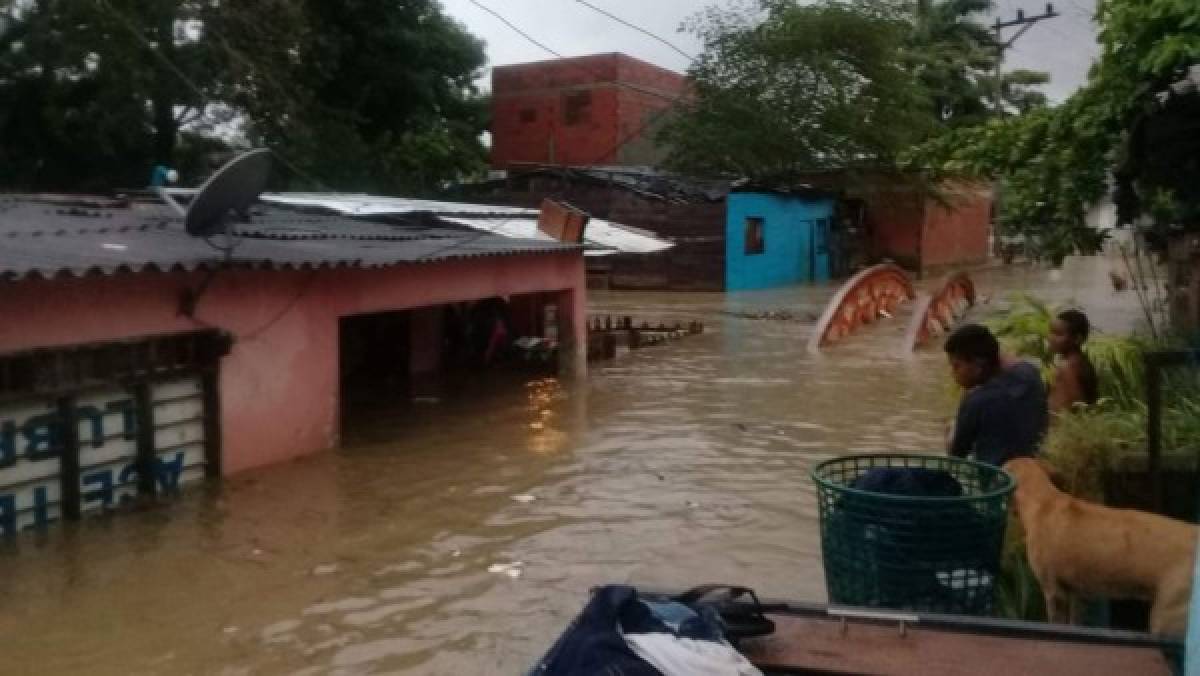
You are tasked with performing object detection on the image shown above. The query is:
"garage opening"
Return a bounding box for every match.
[338,293,567,436]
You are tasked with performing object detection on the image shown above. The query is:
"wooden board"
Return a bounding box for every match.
[742,614,1172,676]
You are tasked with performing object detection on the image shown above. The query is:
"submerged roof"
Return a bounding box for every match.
[0,195,578,282]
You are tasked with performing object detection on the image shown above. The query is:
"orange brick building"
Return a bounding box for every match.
[490,53,686,169]
[798,172,994,275]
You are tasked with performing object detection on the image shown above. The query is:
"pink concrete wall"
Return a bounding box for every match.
[0,252,586,475]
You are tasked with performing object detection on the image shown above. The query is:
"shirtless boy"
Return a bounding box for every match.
[1048,309,1099,413]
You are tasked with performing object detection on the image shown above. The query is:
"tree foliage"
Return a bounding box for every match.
[0,0,487,193]
[1106,0,1200,233]
[909,0,1046,125]
[272,0,489,193]
[909,0,1200,260]
[659,0,937,180]
[658,0,1046,182]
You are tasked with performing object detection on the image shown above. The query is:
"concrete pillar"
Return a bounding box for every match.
[557,286,587,379]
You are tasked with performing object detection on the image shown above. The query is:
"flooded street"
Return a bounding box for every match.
[0,258,1147,675]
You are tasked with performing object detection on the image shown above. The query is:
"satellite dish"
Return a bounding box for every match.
[184,148,273,237]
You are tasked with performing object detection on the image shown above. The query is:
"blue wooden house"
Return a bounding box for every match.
[724,191,836,291]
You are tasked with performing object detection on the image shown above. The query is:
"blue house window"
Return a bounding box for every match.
[745,217,765,255]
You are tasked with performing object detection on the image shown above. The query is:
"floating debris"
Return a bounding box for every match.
[511,494,537,504]
[312,563,340,576]
[260,619,302,641]
[488,562,524,579]
[587,315,705,361]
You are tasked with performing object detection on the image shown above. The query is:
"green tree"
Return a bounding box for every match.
[0,1,157,189]
[658,0,1047,181]
[0,0,488,194]
[908,87,1113,264]
[0,0,304,190]
[274,0,488,194]
[1104,0,1200,233]
[660,0,936,180]
[909,0,1200,261]
[910,0,991,125]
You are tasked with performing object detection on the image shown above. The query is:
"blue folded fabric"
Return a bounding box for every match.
[635,600,725,642]
[532,585,661,676]
[531,586,730,675]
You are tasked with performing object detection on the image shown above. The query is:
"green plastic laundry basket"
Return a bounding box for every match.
[812,453,1015,616]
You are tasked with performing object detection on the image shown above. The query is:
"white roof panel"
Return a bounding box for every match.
[261,193,673,255]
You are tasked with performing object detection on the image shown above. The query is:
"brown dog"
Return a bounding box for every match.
[1004,457,1199,635]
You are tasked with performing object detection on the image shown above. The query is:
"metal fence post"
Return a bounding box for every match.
[133,382,157,497]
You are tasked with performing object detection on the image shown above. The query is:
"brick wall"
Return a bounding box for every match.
[792,171,993,273]
[866,190,925,270]
[920,183,993,270]
[491,54,685,169]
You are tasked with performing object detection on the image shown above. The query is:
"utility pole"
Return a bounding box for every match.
[993,4,1059,116]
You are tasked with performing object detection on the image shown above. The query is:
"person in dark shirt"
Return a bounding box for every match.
[1048,309,1099,413]
[945,324,1048,467]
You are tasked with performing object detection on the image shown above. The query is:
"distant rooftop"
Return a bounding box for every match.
[491,52,685,79]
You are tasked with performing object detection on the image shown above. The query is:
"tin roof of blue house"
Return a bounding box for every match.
[0,194,581,282]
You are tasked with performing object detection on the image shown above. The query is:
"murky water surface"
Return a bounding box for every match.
[0,259,1146,674]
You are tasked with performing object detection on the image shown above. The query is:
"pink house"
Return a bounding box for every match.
[0,195,586,534]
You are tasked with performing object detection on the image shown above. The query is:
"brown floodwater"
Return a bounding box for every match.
[0,258,1148,675]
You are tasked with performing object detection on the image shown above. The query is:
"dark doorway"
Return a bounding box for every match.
[338,294,564,441]
[339,310,412,411]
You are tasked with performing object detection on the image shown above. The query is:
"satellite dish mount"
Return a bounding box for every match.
[183,148,273,250]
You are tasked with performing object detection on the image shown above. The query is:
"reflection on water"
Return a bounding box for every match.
[0,258,1146,674]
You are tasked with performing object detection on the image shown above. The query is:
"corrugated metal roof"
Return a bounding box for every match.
[259,193,674,254]
[0,196,577,282]
[262,193,535,217]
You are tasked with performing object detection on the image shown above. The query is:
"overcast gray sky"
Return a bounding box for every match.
[440,0,1101,102]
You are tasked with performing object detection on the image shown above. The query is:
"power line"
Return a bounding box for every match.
[464,0,681,105]
[991,5,1061,115]
[465,0,565,59]
[464,0,687,166]
[571,0,695,62]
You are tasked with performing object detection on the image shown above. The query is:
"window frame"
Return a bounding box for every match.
[563,91,593,126]
[744,217,765,256]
